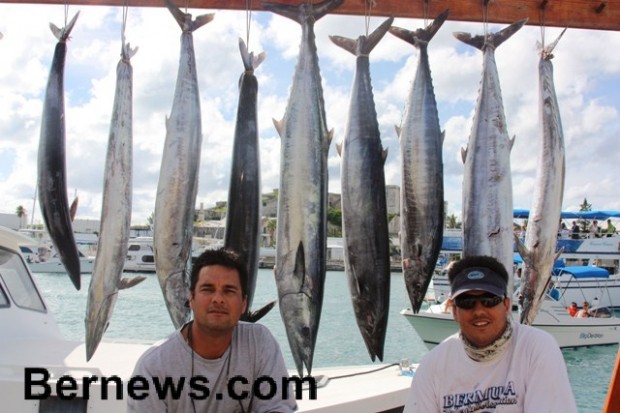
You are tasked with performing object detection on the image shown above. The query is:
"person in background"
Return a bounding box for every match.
[403,255,577,413]
[559,222,570,239]
[567,302,578,317]
[570,221,580,240]
[576,301,590,318]
[605,219,616,236]
[128,248,297,413]
[589,220,600,238]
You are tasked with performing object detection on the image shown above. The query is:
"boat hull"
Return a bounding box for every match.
[402,300,620,349]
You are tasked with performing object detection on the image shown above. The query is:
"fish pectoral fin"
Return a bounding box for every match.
[242,301,277,323]
[118,276,147,290]
[381,147,388,164]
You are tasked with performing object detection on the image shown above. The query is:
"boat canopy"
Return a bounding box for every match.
[552,266,611,279]
[513,209,620,220]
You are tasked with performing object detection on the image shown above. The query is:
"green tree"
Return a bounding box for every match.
[265,218,277,247]
[15,205,26,229]
[446,213,462,229]
[147,212,154,228]
[578,198,592,232]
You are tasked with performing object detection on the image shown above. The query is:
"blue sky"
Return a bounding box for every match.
[0,4,618,226]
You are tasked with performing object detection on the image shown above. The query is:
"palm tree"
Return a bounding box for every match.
[446,213,462,229]
[265,218,277,247]
[15,205,26,229]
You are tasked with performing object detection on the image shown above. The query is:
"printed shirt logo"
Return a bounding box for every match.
[442,381,518,412]
[467,271,485,280]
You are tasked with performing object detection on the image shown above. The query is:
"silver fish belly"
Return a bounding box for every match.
[37,13,81,290]
[518,30,567,325]
[330,17,393,362]
[85,40,141,361]
[224,39,274,322]
[457,20,526,288]
[389,10,448,314]
[154,1,213,328]
[262,0,342,377]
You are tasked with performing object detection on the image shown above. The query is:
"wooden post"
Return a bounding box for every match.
[603,347,620,412]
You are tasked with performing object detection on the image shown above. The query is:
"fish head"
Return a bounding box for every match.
[279,292,319,377]
[85,291,118,361]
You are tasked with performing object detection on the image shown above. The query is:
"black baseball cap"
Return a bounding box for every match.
[450,266,507,298]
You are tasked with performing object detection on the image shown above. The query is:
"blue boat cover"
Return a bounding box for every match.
[552,266,610,279]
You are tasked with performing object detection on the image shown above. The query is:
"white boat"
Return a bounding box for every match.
[402,294,620,349]
[0,226,411,412]
[123,236,156,272]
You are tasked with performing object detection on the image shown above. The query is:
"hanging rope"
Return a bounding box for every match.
[423,0,429,28]
[122,0,129,41]
[482,0,491,37]
[364,0,376,36]
[539,0,547,48]
[63,1,69,27]
[245,0,253,49]
[184,0,189,15]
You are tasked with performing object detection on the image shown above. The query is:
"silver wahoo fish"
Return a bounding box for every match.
[389,10,448,313]
[154,0,213,328]
[329,17,393,362]
[517,29,567,325]
[224,38,275,322]
[85,37,145,361]
[456,19,526,289]
[37,13,81,290]
[261,0,343,377]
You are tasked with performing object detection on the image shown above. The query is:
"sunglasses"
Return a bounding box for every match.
[453,293,505,310]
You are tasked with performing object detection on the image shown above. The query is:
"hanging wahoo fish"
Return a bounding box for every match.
[224,38,275,322]
[154,0,213,328]
[456,19,527,287]
[389,10,448,314]
[329,17,393,362]
[261,0,343,377]
[517,28,567,325]
[86,26,145,361]
[37,12,81,290]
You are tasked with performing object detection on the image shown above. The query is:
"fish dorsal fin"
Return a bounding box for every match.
[336,142,342,157]
[509,135,516,151]
[381,147,388,164]
[460,146,467,163]
[441,130,446,145]
[394,125,401,138]
[326,128,334,146]
[241,300,276,322]
[272,118,284,137]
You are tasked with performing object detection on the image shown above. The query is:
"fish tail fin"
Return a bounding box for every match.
[164,0,213,31]
[261,0,344,24]
[389,9,448,47]
[539,27,567,60]
[50,12,80,42]
[242,301,277,322]
[330,17,393,56]
[454,18,527,50]
[121,38,139,61]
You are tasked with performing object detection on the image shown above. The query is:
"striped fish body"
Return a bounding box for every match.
[518,31,567,325]
[154,3,213,328]
[85,41,138,360]
[389,11,448,313]
[262,0,343,377]
[37,13,81,290]
[224,39,266,322]
[330,17,393,362]
[457,20,526,285]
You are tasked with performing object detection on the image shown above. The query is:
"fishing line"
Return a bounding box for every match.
[423,0,429,28]
[539,1,547,49]
[364,0,376,37]
[482,0,491,37]
[121,0,129,44]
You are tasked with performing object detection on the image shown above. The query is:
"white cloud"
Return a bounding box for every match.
[0,5,618,227]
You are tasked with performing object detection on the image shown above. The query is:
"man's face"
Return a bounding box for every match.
[189,265,247,333]
[451,290,510,347]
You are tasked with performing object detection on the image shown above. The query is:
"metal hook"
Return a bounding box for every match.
[595,2,607,13]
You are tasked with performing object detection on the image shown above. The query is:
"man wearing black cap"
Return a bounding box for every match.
[404,255,577,412]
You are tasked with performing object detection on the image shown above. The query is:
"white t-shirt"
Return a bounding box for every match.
[127,322,297,412]
[404,322,577,413]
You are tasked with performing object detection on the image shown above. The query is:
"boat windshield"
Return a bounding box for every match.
[0,247,46,312]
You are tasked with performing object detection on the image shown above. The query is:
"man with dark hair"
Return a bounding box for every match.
[128,248,296,412]
[404,255,577,412]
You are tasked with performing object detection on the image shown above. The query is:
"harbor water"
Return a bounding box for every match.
[33,269,618,412]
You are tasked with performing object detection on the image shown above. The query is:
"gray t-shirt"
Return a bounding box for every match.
[127,322,297,412]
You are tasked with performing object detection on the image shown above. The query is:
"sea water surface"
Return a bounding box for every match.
[33,269,617,412]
